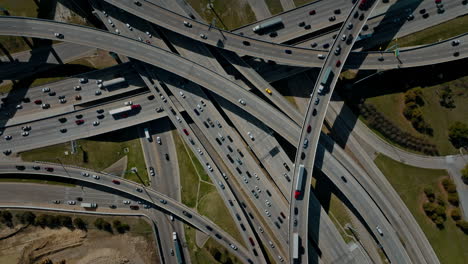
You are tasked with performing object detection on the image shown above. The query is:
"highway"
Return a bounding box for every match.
[289,0,410,263]
[0,162,256,263]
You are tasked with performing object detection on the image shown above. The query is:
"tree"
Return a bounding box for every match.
[73,218,87,230]
[448,193,460,206]
[451,208,461,221]
[19,211,36,225]
[94,218,105,230]
[423,187,435,202]
[434,205,446,219]
[423,202,437,215]
[102,221,112,233]
[57,216,73,229]
[0,210,13,227]
[448,122,468,148]
[456,220,468,234]
[35,214,47,227]
[461,163,468,183]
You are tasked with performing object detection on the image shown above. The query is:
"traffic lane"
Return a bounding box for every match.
[0,163,254,262]
[289,1,382,263]
[0,92,162,153]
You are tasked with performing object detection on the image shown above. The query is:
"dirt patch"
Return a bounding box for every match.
[103,156,128,176]
[0,226,158,264]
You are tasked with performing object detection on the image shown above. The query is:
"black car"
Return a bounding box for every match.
[16,165,26,170]
[76,197,83,201]
[59,117,67,123]
[165,153,170,160]
[109,205,117,209]
[75,114,83,119]
[96,109,104,114]
[48,91,56,96]
[60,128,67,133]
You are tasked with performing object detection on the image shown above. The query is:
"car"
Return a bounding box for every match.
[407,14,414,21]
[242,40,250,46]
[268,241,275,248]
[155,136,161,145]
[328,16,336,21]
[341,175,347,182]
[97,114,105,119]
[422,13,429,18]
[123,200,131,204]
[134,1,142,6]
[32,165,40,170]
[68,201,76,205]
[336,60,342,67]
[182,210,192,218]
[176,116,182,123]
[76,197,83,202]
[309,10,316,15]
[419,8,426,14]
[75,119,84,125]
[79,78,88,84]
[48,91,56,96]
[265,200,271,207]
[4,135,12,140]
[183,21,192,27]
[21,131,29,137]
[54,32,64,38]
[196,148,203,155]
[306,125,312,133]
[112,179,120,184]
[75,95,82,100]
[41,87,50,93]
[376,225,384,236]
[124,101,133,106]
[136,188,143,192]
[218,181,225,189]
[81,172,89,177]
[206,163,213,172]
[230,244,238,250]
[22,125,31,131]
[45,167,54,172]
[269,32,277,38]
[149,167,155,176]
[159,199,167,204]
[109,205,117,209]
[314,98,320,105]
[298,21,305,27]
[59,98,66,104]
[317,54,325,59]
[76,114,83,119]
[452,40,460,46]
[334,46,341,55]
[341,34,346,41]
[93,121,100,126]
[278,255,284,262]
[182,128,189,136]
[265,88,272,94]
[130,205,139,210]
[284,49,292,54]
[304,24,311,30]
[435,0,442,3]
[247,131,254,140]
[165,153,170,160]
[52,200,60,204]
[115,29,120,35]
[199,33,207,39]
[323,43,330,49]
[207,118,214,127]
[16,165,25,170]
[242,177,248,184]
[238,99,246,105]
[41,103,50,109]
[264,210,271,217]
[16,104,22,109]
[334,8,341,14]
[310,42,318,48]
[280,211,286,219]
[92,175,100,180]
[160,95,166,102]
[95,90,101,96]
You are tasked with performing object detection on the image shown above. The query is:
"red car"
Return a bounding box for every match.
[307,125,311,133]
[336,60,342,67]
[249,237,255,246]
[183,129,189,135]
[309,10,316,15]
[131,104,141,109]
[75,119,84,125]
[435,0,441,3]
[34,99,42,105]
[112,179,120,184]
[44,167,54,172]
[130,205,139,210]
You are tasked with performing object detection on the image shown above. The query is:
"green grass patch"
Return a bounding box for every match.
[20,127,149,185]
[186,0,256,30]
[0,177,75,187]
[197,182,245,246]
[172,131,200,208]
[265,0,284,15]
[183,225,242,264]
[294,0,318,7]
[374,154,468,264]
[386,16,468,48]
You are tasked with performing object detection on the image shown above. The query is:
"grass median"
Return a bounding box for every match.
[21,127,149,186]
[375,154,468,264]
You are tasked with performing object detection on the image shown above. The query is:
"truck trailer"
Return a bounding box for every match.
[252,17,283,33]
[173,232,184,264]
[80,203,97,208]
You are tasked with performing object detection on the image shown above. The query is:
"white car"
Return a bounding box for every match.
[16,104,22,109]
[79,78,88,84]
[230,244,238,250]
[176,116,182,123]
[169,215,174,221]
[206,164,213,172]
[156,136,161,144]
[68,200,76,205]
[95,90,102,95]
[123,200,131,204]
[81,172,89,177]
[179,91,185,98]
[264,209,271,217]
[247,131,254,140]
[74,85,81,91]
[197,148,203,155]
[238,99,246,105]
[265,200,271,207]
[93,121,100,126]
[21,131,29,137]
[145,31,152,38]
[42,87,50,93]
[376,226,384,236]
[242,177,248,184]
[92,175,100,180]
[115,29,120,34]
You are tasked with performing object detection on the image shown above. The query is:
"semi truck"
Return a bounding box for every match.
[80,203,97,209]
[102,77,126,88]
[252,17,283,33]
[318,67,334,95]
[293,232,299,260]
[144,128,151,142]
[294,164,305,199]
[109,104,141,116]
[172,232,184,264]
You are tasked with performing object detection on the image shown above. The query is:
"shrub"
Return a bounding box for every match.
[448,193,460,206]
[456,220,468,234]
[451,208,461,221]
[73,218,87,230]
[448,122,468,148]
[0,211,13,227]
[442,178,452,190]
[461,163,468,183]
[423,202,437,215]
[94,218,105,230]
[424,187,435,201]
[16,211,36,225]
[446,184,457,194]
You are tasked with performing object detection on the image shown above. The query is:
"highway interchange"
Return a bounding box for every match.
[0,0,467,263]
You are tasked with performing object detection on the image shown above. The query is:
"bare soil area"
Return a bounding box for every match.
[0,226,158,264]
